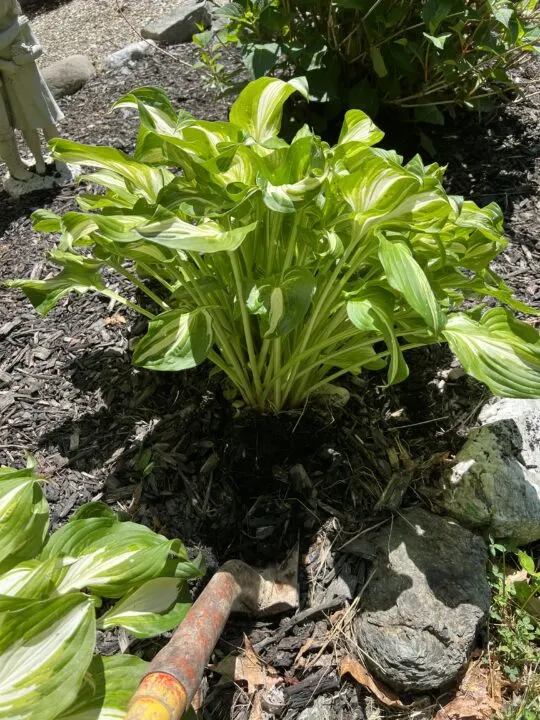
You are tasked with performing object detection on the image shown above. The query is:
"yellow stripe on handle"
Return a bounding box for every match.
[125,673,187,720]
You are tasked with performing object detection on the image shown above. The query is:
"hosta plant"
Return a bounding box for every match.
[0,462,203,720]
[6,77,540,411]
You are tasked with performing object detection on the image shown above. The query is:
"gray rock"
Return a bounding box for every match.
[104,40,157,70]
[42,55,94,99]
[435,398,540,544]
[141,1,211,45]
[350,508,490,692]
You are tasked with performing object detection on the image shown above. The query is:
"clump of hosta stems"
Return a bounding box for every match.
[7,78,540,411]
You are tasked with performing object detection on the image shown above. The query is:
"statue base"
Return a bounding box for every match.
[3,161,82,199]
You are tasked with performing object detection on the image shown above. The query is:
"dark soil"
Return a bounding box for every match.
[1,41,539,720]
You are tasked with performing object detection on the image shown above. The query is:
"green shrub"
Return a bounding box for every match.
[6,78,540,411]
[195,0,540,126]
[0,462,202,720]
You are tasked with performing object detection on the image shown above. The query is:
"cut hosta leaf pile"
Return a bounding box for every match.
[0,463,203,720]
[7,77,540,411]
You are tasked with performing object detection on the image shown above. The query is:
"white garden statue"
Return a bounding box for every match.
[0,0,64,183]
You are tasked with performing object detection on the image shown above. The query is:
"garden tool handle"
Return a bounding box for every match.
[125,560,261,720]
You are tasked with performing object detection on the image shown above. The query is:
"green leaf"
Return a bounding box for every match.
[378,236,445,333]
[423,32,452,50]
[0,593,96,720]
[443,309,540,398]
[347,289,409,384]
[517,550,537,577]
[133,309,213,371]
[414,105,445,125]
[229,76,308,144]
[4,258,105,316]
[337,109,385,148]
[113,86,187,135]
[98,577,191,638]
[0,558,63,599]
[370,46,388,77]
[242,42,281,77]
[138,215,257,253]
[422,0,453,32]
[247,268,316,338]
[57,655,148,720]
[50,139,173,203]
[41,516,196,598]
[31,209,62,233]
[0,468,49,573]
[340,150,421,216]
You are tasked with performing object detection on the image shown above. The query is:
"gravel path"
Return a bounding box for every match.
[30,0,176,64]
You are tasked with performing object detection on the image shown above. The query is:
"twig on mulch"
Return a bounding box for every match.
[253,596,348,653]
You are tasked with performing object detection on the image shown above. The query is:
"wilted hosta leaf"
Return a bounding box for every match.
[4,256,105,317]
[133,309,213,372]
[247,268,316,338]
[443,308,540,397]
[0,593,96,720]
[99,576,191,638]
[57,655,147,720]
[41,515,200,598]
[0,467,49,573]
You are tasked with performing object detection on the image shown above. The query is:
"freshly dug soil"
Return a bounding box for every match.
[1,40,539,720]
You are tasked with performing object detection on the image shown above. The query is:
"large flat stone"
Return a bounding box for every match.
[141,1,211,45]
[347,508,490,692]
[435,398,540,544]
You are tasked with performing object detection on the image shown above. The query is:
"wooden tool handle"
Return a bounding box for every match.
[125,560,258,720]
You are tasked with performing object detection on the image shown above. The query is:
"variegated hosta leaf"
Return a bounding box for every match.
[137,214,257,253]
[0,468,49,573]
[229,76,309,145]
[41,516,202,598]
[31,209,62,232]
[57,655,147,720]
[98,577,191,639]
[338,109,385,148]
[133,309,213,372]
[49,139,173,203]
[340,150,421,216]
[247,268,316,339]
[4,252,105,317]
[443,308,540,398]
[347,289,409,385]
[113,86,188,136]
[378,236,445,333]
[0,593,96,720]
[0,557,65,600]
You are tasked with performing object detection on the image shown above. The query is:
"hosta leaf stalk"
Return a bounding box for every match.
[7,78,540,410]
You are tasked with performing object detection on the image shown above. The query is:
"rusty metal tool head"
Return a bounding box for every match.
[126,547,299,720]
